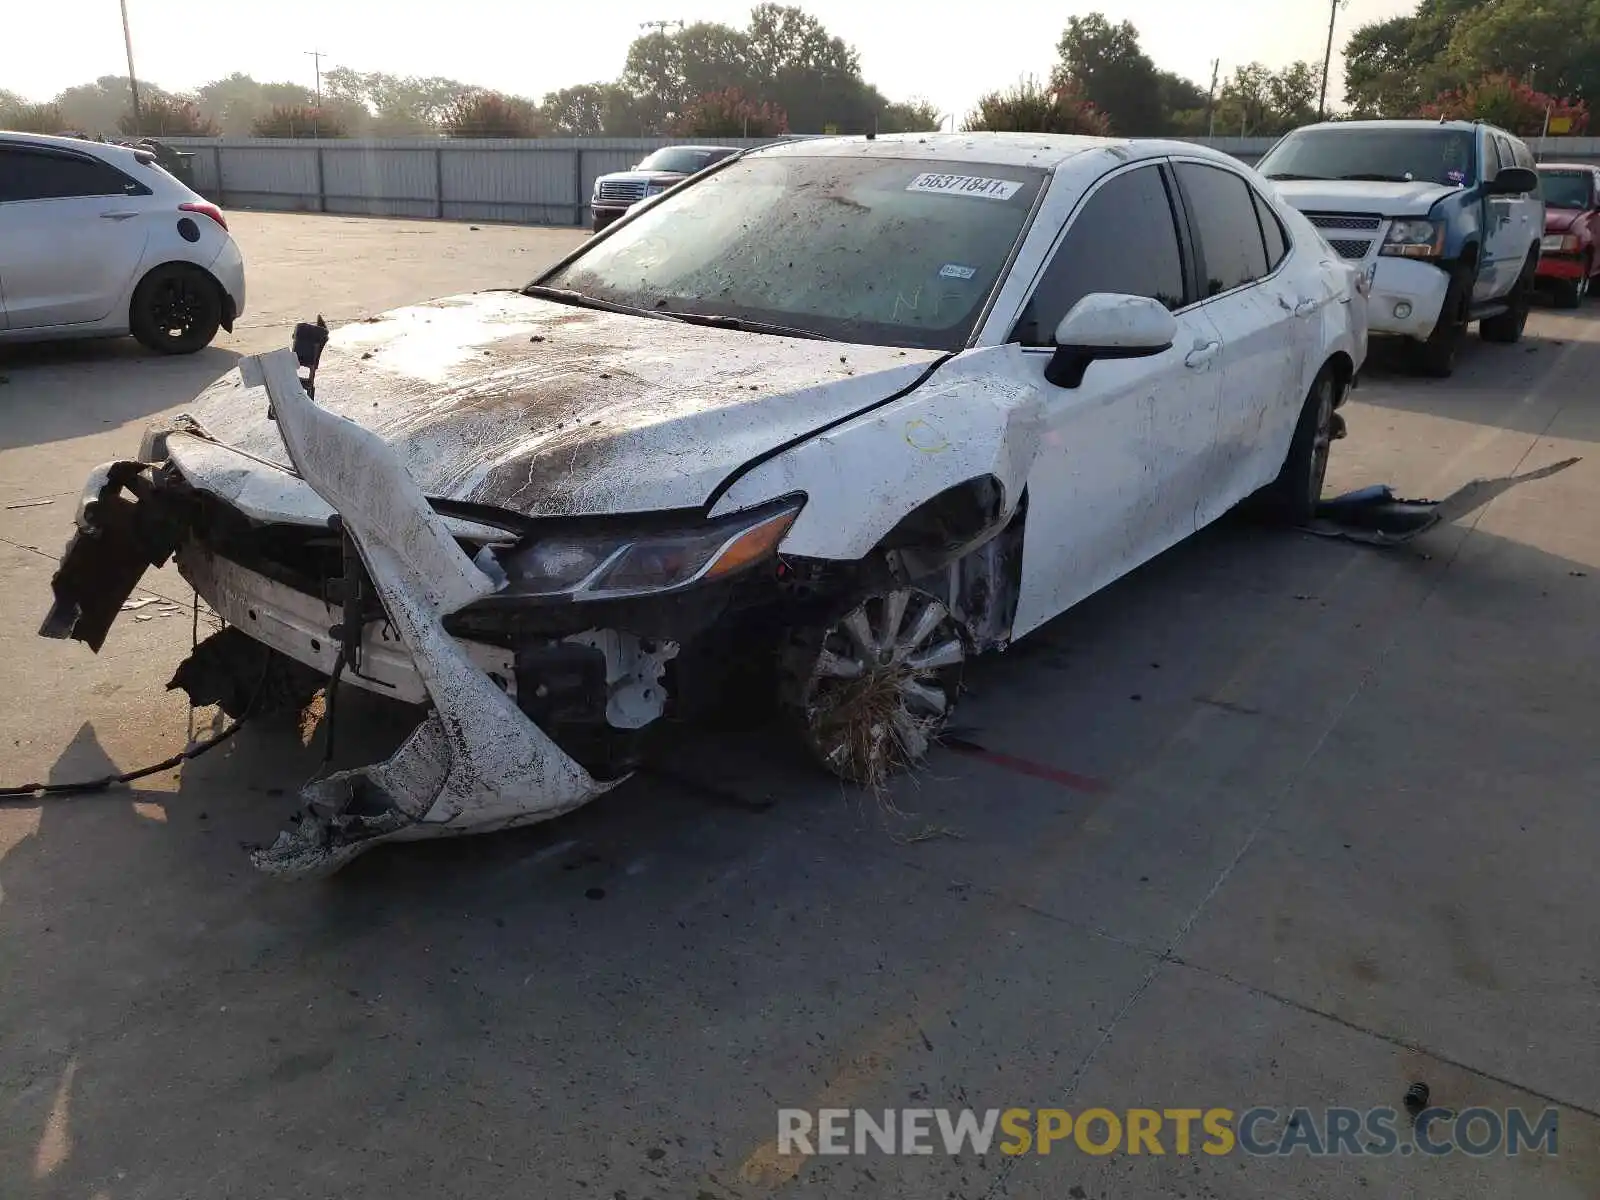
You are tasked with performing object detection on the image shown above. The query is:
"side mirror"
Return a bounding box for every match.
[1045,294,1178,389]
[1487,166,1538,196]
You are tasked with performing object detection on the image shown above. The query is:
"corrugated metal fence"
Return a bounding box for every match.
[164,136,791,225]
[161,135,1600,227]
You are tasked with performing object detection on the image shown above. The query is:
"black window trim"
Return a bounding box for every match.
[0,141,151,202]
[1166,155,1289,308]
[1008,158,1199,353]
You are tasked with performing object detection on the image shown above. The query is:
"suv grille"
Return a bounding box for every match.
[597,180,647,204]
[1308,212,1384,260]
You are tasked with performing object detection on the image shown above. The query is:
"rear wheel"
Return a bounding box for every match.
[130,263,223,355]
[1258,369,1339,525]
[1480,255,1536,342]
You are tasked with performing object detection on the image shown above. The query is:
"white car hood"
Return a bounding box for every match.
[175,291,944,519]
[1271,178,1460,217]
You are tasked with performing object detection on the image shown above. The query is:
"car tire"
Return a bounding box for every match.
[1410,265,1470,378]
[1257,368,1339,526]
[129,263,224,355]
[779,588,964,787]
[1561,255,1594,307]
[1480,254,1536,343]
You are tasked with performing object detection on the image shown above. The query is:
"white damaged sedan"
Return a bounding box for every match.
[40,133,1368,876]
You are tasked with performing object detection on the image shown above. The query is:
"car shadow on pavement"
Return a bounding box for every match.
[1354,308,1600,440]
[3,506,1597,1198]
[0,340,240,454]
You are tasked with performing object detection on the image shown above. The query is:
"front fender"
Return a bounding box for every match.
[708,347,1047,560]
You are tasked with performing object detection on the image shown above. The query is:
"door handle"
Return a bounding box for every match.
[1294,299,1320,318]
[99,211,138,220]
[1184,341,1221,369]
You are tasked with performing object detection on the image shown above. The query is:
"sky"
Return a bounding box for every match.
[3,0,1417,121]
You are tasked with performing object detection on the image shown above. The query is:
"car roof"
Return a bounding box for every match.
[1289,119,1503,135]
[747,131,1232,170]
[0,129,148,167]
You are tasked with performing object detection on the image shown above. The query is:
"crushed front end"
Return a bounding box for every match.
[39,343,800,878]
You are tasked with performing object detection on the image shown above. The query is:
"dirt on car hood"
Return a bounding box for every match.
[176,291,945,518]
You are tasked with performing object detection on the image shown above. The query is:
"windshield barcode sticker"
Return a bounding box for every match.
[907,173,1023,201]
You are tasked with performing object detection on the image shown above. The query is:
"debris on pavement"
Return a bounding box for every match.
[1303,458,1580,546]
[5,497,55,510]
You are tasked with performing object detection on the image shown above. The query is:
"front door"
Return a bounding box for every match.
[1480,133,1526,300]
[1007,161,1223,639]
[0,145,151,330]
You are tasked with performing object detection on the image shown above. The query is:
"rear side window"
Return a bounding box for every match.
[1011,164,1186,345]
[1253,190,1289,268]
[1176,162,1270,297]
[0,147,146,202]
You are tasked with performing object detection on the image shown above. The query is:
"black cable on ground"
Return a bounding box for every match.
[0,719,246,800]
[3,615,272,802]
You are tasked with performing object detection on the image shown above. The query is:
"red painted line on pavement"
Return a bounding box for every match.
[942,737,1112,794]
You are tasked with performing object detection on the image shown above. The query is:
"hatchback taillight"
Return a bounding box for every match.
[179,201,228,231]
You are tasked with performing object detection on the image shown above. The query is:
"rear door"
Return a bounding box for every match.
[1170,158,1306,517]
[0,145,153,329]
[1007,160,1223,638]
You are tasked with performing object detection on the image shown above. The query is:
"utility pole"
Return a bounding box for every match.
[1205,59,1220,139]
[120,0,142,134]
[305,50,326,139]
[639,19,685,35]
[306,50,326,106]
[1318,0,1344,121]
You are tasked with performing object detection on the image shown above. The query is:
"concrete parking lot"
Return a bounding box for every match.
[2,212,1597,1199]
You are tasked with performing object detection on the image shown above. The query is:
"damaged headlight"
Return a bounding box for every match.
[499,499,801,599]
[1380,218,1445,259]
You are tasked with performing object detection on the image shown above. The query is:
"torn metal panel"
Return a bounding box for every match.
[39,461,186,652]
[241,348,621,879]
[1304,458,1581,546]
[178,293,943,519]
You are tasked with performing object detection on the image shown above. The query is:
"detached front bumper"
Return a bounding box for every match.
[1365,257,1452,340]
[39,349,676,878]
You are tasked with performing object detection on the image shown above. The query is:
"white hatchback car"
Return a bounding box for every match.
[41,133,1366,876]
[0,131,246,353]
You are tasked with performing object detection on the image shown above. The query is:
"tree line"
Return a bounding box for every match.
[3,0,1593,142]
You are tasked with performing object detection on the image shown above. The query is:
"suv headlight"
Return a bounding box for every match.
[1380,218,1446,259]
[1541,233,1580,253]
[497,500,802,600]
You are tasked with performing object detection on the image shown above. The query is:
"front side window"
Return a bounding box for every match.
[1493,136,1518,178]
[1176,162,1271,297]
[1010,165,1186,346]
[540,154,1046,350]
[1257,128,1477,188]
[1539,170,1592,209]
[0,148,142,202]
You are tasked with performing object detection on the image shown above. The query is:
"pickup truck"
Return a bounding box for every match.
[1535,162,1600,307]
[1257,119,1543,377]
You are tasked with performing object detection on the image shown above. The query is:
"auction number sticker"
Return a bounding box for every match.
[907,173,1023,201]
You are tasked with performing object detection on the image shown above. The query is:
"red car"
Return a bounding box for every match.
[1536,163,1600,306]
